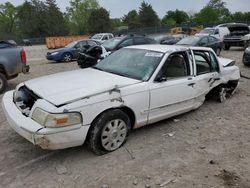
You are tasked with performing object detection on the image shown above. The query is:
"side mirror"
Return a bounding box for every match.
[155,76,167,82]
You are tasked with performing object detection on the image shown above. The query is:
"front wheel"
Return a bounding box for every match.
[88,109,131,155]
[63,53,72,62]
[0,73,7,94]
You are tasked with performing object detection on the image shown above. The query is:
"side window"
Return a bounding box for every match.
[134,37,147,45]
[118,39,133,48]
[208,52,220,72]
[88,40,97,46]
[214,29,219,35]
[194,51,219,75]
[102,35,108,40]
[199,37,208,46]
[161,52,190,79]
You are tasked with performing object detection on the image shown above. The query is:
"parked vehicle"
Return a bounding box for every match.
[223,23,250,50]
[46,39,101,62]
[77,45,110,68]
[196,27,230,41]
[23,39,32,46]
[152,35,181,45]
[177,35,222,56]
[2,45,240,154]
[243,45,250,65]
[102,34,156,52]
[0,41,29,93]
[91,33,114,43]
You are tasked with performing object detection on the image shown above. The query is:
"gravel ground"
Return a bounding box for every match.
[0,45,250,188]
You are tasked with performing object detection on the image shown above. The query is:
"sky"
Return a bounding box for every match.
[1,0,249,18]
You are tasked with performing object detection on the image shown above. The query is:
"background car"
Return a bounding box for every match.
[23,39,32,46]
[243,46,250,65]
[102,34,157,52]
[177,35,222,56]
[90,33,114,43]
[196,27,230,42]
[151,35,181,45]
[46,39,101,62]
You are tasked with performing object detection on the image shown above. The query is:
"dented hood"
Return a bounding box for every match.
[218,57,235,67]
[24,68,140,106]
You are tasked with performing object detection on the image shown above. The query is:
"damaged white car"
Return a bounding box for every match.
[2,45,240,155]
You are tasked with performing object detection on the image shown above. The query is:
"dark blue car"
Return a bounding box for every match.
[46,39,101,62]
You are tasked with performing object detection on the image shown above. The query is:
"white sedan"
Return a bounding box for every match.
[2,45,240,155]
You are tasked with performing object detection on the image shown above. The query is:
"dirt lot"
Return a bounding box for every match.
[0,45,250,188]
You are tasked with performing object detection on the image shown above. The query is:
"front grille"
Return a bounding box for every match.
[14,86,40,116]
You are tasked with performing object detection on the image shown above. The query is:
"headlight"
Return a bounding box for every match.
[32,108,82,128]
[51,52,59,55]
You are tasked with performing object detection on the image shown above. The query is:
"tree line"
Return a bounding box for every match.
[0,0,250,40]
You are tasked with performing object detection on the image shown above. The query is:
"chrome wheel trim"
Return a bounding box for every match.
[219,88,227,102]
[101,119,127,151]
[64,54,72,62]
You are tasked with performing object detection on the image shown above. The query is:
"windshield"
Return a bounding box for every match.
[91,34,103,40]
[102,38,123,50]
[65,41,78,48]
[200,29,215,34]
[94,48,163,81]
[177,36,200,45]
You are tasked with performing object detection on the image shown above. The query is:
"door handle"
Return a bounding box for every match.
[188,83,196,87]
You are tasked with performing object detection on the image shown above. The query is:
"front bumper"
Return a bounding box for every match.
[2,91,90,150]
[46,54,62,61]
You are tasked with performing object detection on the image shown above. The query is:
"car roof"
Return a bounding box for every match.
[126,44,214,53]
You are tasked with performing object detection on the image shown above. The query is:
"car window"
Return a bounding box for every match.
[194,51,219,75]
[199,37,209,46]
[102,35,108,40]
[134,37,147,45]
[95,48,163,81]
[118,39,133,48]
[160,52,190,79]
[88,40,97,46]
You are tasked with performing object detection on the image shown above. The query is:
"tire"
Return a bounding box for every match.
[216,48,221,56]
[224,44,230,51]
[0,73,7,94]
[63,53,72,62]
[88,109,131,155]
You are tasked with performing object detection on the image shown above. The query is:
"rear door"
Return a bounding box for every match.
[191,50,220,103]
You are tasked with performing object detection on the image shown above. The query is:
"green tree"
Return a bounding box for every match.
[207,0,230,21]
[193,6,220,23]
[122,10,140,29]
[231,12,250,22]
[45,0,68,36]
[88,7,112,34]
[66,0,99,34]
[138,1,160,27]
[162,9,189,25]
[0,2,17,34]
[17,0,48,38]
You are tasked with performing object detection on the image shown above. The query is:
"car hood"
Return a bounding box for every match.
[24,68,141,106]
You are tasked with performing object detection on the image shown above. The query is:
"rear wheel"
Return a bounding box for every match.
[0,73,7,94]
[88,109,131,155]
[63,53,72,62]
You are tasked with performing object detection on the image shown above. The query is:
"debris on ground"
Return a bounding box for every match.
[159,179,176,187]
[173,119,180,123]
[133,179,138,185]
[218,169,241,187]
[209,160,219,165]
[101,184,109,188]
[55,165,67,175]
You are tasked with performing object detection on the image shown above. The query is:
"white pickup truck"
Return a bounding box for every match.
[2,45,240,155]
